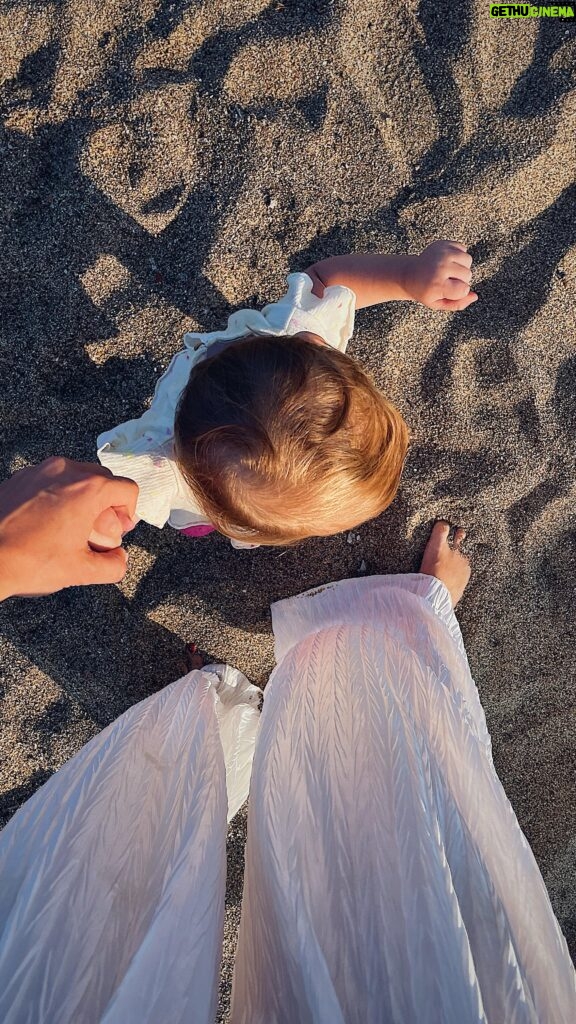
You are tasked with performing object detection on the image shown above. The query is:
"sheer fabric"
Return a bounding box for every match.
[1,575,574,1024]
[0,666,260,1024]
[232,574,576,1022]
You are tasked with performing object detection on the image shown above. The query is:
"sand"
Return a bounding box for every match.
[0,1,575,1016]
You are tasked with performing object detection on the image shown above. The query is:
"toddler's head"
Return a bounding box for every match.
[174,335,408,545]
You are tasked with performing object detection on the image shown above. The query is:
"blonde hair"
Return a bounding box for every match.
[174,334,408,545]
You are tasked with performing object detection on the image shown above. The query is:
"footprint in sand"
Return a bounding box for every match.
[82,85,201,235]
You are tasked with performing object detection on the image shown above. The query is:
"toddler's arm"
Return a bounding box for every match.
[305,240,477,312]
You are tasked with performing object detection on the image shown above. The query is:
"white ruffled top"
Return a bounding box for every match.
[97,273,356,535]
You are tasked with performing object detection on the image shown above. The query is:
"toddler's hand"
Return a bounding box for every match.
[403,240,477,311]
[89,506,138,552]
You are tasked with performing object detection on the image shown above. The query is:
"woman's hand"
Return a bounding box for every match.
[0,457,138,599]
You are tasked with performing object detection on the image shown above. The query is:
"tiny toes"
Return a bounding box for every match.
[453,527,466,547]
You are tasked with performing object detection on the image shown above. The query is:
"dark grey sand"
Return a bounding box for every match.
[1,3,575,1018]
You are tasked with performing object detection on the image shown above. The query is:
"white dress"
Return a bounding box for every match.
[0,665,261,1024]
[96,273,356,536]
[232,575,576,1023]
[1,574,574,1024]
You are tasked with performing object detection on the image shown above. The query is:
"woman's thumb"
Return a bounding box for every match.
[84,545,129,584]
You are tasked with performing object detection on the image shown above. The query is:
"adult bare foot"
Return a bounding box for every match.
[420,520,471,607]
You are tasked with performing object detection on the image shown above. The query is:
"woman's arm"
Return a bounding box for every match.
[305,240,477,312]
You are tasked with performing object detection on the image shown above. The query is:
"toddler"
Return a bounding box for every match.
[94,240,476,549]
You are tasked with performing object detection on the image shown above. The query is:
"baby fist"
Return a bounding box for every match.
[404,240,478,311]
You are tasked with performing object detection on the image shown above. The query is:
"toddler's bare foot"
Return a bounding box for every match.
[185,642,205,671]
[420,521,471,607]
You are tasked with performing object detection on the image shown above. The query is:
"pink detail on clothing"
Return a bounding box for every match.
[180,524,216,537]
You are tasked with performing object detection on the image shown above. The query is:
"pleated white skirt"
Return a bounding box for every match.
[1,574,574,1024]
[0,665,261,1024]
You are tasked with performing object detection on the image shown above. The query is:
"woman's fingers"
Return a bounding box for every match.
[83,545,129,584]
[93,475,139,519]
